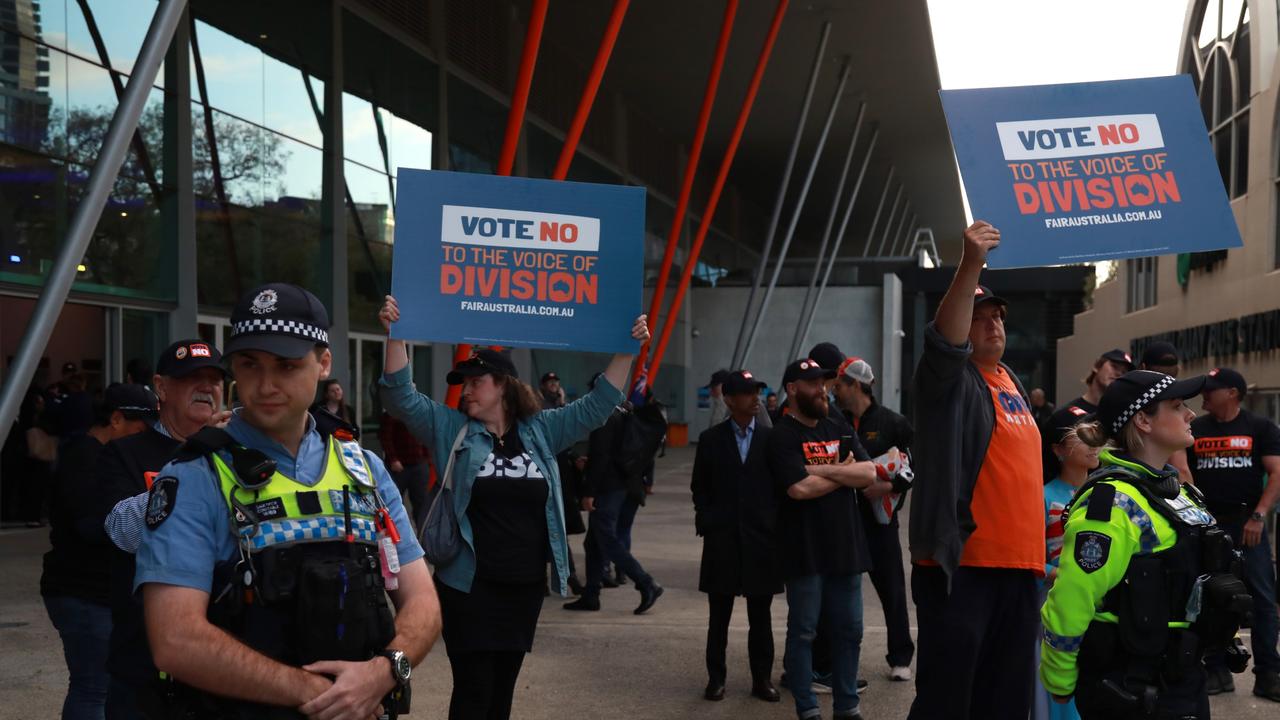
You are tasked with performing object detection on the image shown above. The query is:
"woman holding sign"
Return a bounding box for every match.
[378,295,647,720]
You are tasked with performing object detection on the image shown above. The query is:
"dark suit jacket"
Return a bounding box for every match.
[691,418,782,597]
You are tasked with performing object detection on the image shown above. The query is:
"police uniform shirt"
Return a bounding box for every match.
[134,410,423,594]
[1187,409,1280,513]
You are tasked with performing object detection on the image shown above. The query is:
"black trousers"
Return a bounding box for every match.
[706,593,774,685]
[865,519,915,668]
[447,650,526,720]
[906,565,1039,720]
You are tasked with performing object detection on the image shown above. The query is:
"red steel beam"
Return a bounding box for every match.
[552,0,630,180]
[648,0,789,385]
[631,0,738,391]
[446,0,550,408]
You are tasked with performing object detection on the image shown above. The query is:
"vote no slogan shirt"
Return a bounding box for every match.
[1187,410,1280,512]
[468,427,551,583]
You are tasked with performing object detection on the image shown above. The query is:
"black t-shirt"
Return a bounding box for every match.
[41,434,111,602]
[1063,396,1097,415]
[1187,410,1280,512]
[95,427,181,685]
[767,414,872,579]
[469,427,551,583]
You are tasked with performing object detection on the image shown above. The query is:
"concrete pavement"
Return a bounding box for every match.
[2,445,1277,718]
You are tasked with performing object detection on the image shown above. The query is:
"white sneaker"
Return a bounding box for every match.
[890,666,912,681]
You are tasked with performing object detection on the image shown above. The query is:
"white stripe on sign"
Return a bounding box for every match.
[441,205,600,253]
[996,114,1164,160]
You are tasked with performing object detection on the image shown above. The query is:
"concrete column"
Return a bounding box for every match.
[163,8,196,340]
[320,0,350,389]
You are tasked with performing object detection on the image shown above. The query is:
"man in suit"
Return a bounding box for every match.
[692,370,782,704]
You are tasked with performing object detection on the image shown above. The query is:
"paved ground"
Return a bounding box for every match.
[2,445,1278,718]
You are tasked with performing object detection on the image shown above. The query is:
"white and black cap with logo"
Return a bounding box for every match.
[224,283,331,359]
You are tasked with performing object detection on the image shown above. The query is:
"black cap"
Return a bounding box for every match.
[1205,367,1247,398]
[705,369,732,388]
[722,370,767,396]
[156,339,227,379]
[783,358,837,385]
[1096,370,1205,437]
[225,283,331,359]
[1099,348,1135,371]
[974,285,1008,307]
[807,342,845,371]
[104,382,159,421]
[1139,341,1179,369]
[540,371,559,384]
[447,348,518,385]
[1045,403,1092,445]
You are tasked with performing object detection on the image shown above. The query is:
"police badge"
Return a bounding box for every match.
[146,476,179,529]
[1074,531,1111,573]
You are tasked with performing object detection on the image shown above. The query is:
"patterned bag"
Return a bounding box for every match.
[419,425,468,566]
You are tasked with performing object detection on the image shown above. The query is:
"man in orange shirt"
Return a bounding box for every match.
[907,221,1044,720]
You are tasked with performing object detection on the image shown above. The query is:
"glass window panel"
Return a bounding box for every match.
[263,54,323,148]
[359,337,383,434]
[1198,0,1218,47]
[1221,0,1246,38]
[1213,48,1232,127]
[0,27,58,157]
[189,19,264,129]
[410,344,432,397]
[1,0,67,53]
[1234,111,1249,196]
[345,161,393,333]
[446,74,502,174]
[343,92,383,171]
[1233,23,1250,109]
[387,112,431,175]
[66,0,157,79]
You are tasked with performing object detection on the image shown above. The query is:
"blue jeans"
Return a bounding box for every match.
[44,594,112,720]
[584,489,653,596]
[784,573,863,718]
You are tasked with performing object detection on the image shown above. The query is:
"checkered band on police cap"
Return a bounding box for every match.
[1110,374,1174,435]
[231,317,329,345]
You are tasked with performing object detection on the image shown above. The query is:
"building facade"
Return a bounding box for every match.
[1057,0,1280,423]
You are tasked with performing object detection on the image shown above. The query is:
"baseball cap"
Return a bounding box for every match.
[838,356,875,385]
[722,370,767,396]
[783,358,837,385]
[103,382,159,421]
[447,348,518,385]
[1205,367,1247,398]
[224,283,331,359]
[156,339,227,379]
[1099,348,1135,371]
[1139,341,1179,369]
[973,285,1008,307]
[1096,370,1205,437]
[1045,404,1090,445]
[540,371,560,384]
[807,342,845,371]
[704,369,732,388]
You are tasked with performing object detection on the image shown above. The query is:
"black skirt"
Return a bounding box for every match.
[436,575,546,654]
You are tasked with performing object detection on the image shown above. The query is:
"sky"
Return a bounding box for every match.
[925,0,1195,274]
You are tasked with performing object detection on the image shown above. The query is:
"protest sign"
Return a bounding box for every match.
[940,76,1242,268]
[390,169,645,353]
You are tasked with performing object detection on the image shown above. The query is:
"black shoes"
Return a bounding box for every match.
[635,583,664,614]
[704,683,726,701]
[567,575,584,596]
[751,681,781,702]
[563,596,600,611]
[601,576,621,589]
[1255,671,1280,702]
[1206,666,1234,695]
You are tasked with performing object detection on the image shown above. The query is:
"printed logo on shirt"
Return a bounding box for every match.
[801,440,840,465]
[1193,435,1254,470]
[1068,405,1089,416]
[477,453,545,479]
[996,390,1036,427]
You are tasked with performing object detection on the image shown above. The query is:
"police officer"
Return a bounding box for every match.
[134,283,441,719]
[1041,370,1252,719]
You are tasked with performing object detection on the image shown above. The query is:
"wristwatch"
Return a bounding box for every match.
[1250,511,1266,523]
[378,649,411,688]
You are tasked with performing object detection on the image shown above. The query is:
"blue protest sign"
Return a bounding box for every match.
[940,76,1242,269]
[390,169,645,353]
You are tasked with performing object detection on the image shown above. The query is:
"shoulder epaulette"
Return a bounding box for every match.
[1086,483,1116,522]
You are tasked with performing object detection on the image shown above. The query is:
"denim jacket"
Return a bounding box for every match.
[379,366,623,595]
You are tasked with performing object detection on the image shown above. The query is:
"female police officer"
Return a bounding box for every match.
[1041,370,1252,719]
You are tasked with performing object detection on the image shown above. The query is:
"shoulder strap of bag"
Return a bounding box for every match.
[440,424,469,491]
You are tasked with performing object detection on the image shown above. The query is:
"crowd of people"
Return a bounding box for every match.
[12,220,1280,720]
